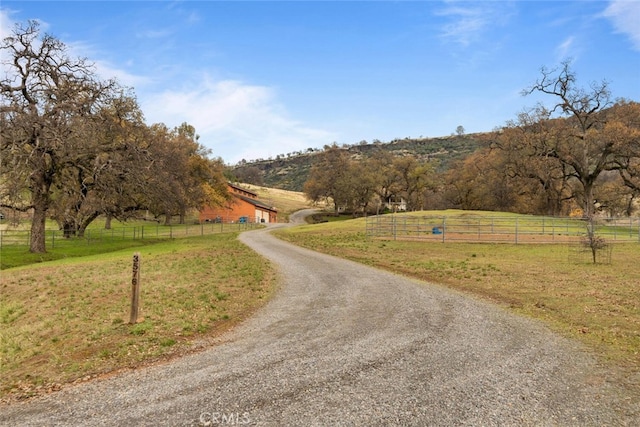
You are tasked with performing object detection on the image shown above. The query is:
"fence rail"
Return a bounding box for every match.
[0,220,259,248]
[365,214,640,244]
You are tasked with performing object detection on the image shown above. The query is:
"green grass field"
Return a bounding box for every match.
[0,185,302,400]
[0,232,276,400]
[0,219,257,269]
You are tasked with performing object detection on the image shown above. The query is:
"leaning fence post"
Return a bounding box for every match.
[129,252,141,324]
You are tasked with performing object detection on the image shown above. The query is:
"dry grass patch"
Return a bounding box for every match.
[274,217,640,372]
[0,233,276,400]
[240,184,317,220]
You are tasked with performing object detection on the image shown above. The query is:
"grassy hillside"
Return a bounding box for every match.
[232,134,482,191]
[239,184,316,220]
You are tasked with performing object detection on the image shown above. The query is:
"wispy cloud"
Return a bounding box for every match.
[136,29,172,39]
[0,9,15,68]
[166,1,201,25]
[142,76,336,163]
[435,1,514,47]
[0,8,332,163]
[63,39,151,88]
[92,59,151,87]
[0,9,50,40]
[1,10,145,87]
[436,5,488,47]
[0,11,51,75]
[0,8,14,40]
[555,36,576,60]
[602,0,640,51]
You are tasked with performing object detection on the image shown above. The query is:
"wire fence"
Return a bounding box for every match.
[365,214,640,244]
[0,220,260,249]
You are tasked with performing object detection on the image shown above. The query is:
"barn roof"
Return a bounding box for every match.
[228,182,258,197]
[235,194,277,213]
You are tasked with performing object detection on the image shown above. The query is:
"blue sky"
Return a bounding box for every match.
[1,1,639,164]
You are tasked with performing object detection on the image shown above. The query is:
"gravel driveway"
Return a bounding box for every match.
[1,211,637,426]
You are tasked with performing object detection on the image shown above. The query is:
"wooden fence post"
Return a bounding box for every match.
[129,252,141,324]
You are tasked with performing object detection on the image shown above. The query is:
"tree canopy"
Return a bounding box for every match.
[1,22,229,252]
[304,144,440,215]
[302,63,639,218]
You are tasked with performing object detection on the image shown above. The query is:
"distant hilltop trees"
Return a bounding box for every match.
[232,63,640,219]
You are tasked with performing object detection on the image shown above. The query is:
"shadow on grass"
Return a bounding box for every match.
[0,239,166,270]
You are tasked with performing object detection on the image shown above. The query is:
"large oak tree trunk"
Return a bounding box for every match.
[29,154,52,253]
[30,198,48,253]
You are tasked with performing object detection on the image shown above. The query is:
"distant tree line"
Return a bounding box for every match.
[304,144,441,216]
[303,62,640,219]
[0,22,230,253]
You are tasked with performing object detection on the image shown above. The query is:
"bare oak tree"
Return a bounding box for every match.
[1,21,117,252]
[522,61,616,219]
[491,110,574,216]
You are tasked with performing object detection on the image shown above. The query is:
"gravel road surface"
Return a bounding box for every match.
[1,210,637,426]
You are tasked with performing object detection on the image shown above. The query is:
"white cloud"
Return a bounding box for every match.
[142,76,336,164]
[436,5,488,47]
[62,39,152,87]
[1,7,332,164]
[0,11,52,75]
[603,0,640,51]
[135,29,172,39]
[435,1,514,47]
[555,36,576,60]
[0,8,50,37]
[0,10,146,88]
[0,9,14,40]
[91,58,151,87]
[0,9,14,66]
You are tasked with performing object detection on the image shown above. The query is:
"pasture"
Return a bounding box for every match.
[0,232,276,400]
[2,206,638,401]
[275,212,640,375]
[0,184,306,400]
